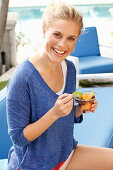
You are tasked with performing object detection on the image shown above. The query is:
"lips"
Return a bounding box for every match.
[53,48,66,55]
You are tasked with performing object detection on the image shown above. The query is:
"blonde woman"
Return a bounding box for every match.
[7,2,112,170]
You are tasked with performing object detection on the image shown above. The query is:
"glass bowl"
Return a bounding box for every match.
[73,89,98,104]
[73,89,98,112]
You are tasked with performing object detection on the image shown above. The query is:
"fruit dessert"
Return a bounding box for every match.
[72,90,96,112]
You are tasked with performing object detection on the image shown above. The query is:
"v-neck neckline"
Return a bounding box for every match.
[26,59,69,97]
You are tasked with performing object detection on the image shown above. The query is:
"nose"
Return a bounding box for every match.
[58,38,67,48]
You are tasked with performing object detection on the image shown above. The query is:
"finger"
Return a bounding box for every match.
[65,100,74,114]
[58,93,69,99]
[61,94,74,104]
[91,102,98,109]
[91,105,97,112]
[91,109,95,113]
[92,99,98,104]
[84,110,91,113]
[91,104,96,109]
[61,98,73,111]
[91,100,98,107]
[64,98,73,107]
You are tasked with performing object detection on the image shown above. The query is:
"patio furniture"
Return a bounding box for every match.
[74,87,113,148]
[0,87,12,169]
[0,86,113,169]
[67,56,113,88]
[70,26,113,74]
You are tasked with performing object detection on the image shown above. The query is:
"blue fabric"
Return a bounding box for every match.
[74,87,113,148]
[6,59,81,170]
[71,27,100,58]
[0,88,12,159]
[79,55,113,74]
[70,26,113,74]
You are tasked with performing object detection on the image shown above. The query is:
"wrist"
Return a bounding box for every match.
[50,107,60,120]
[75,105,83,118]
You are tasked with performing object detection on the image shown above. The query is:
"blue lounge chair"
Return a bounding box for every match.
[70,26,113,74]
[0,87,12,169]
[0,86,113,169]
[74,87,113,148]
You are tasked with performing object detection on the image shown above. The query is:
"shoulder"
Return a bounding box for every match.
[65,58,76,73]
[7,60,35,99]
[9,59,34,84]
[14,59,34,79]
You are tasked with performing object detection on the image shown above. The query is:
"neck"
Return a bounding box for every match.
[38,48,62,72]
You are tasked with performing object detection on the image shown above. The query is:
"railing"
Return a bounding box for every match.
[67,55,113,88]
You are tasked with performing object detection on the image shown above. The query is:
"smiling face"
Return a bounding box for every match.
[42,19,80,63]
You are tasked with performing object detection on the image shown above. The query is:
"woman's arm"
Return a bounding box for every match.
[23,93,73,142]
[23,107,58,141]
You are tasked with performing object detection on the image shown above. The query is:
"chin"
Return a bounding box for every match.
[52,56,66,63]
[53,54,68,63]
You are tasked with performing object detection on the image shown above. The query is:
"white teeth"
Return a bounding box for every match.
[54,48,65,54]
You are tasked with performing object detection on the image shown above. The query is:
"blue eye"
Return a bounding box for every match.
[54,33,61,38]
[68,37,75,41]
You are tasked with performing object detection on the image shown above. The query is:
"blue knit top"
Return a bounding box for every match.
[7,59,83,170]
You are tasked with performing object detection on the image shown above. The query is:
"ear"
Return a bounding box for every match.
[42,26,46,38]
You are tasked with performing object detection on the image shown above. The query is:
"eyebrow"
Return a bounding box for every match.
[70,35,78,38]
[53,31,78,38]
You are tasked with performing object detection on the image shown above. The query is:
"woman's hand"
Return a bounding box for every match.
[75,99,98,118]
[90,99,98,113]
[80,99,98,113]
[52,93,74,119]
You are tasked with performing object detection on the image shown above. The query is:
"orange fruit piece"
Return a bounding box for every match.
[80,102,91,112]
[81,93,92,100]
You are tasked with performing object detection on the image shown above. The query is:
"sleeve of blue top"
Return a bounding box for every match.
[7,99,31,147]
[73,101,83,123]
[6,74,32,147]
[74,114,83,123]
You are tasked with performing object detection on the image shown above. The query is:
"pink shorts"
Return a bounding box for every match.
[53,150,74,170]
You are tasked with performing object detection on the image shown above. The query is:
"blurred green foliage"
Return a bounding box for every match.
[0,80,9,91]
[79,80,113,87]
